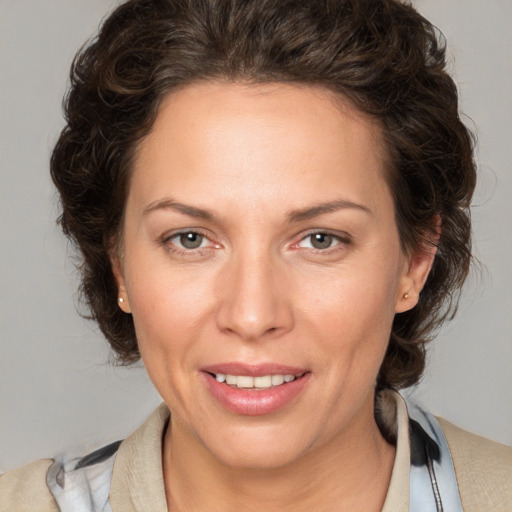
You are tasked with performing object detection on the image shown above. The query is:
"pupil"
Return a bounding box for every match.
[311,233,332,249]
[180,232,202,249]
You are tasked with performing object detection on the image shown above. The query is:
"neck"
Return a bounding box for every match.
[163,404,395,512]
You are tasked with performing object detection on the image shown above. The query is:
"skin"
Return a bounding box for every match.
[113,81,435,511]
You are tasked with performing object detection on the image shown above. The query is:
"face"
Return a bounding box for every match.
[114,82,432,469]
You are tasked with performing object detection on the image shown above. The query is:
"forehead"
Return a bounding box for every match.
[141,81,386,159]
[129,81,392,216]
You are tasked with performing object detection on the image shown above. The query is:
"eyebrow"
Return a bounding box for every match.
[143,197,371,223]
[143,198,218,222]
[286,199,372,222]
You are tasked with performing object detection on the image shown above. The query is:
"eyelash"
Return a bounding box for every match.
[161,229,351,256]
[162,229,218,256]
[293,231,351,253]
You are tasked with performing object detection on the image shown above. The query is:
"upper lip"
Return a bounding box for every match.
[201,362,309,377]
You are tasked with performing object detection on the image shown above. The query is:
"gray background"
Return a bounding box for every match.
[1,0,511,473]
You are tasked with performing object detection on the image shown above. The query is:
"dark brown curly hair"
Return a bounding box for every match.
[50,0,476,391]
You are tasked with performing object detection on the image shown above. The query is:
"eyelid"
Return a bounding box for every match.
[162,228,220,251]
[160,228,351,254]
[292,230,352,250]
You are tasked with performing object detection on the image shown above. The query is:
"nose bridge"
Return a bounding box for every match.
[216,242,292,340]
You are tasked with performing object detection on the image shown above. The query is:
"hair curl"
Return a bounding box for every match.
[50,0,476,390]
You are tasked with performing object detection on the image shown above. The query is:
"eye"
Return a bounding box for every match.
[297,232,347,250]
[165,231,214,251]
[177,232,205,249]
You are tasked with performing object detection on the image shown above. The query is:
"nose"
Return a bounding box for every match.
[215,249,294,342]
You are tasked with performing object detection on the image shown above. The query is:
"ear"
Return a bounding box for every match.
[111,254,132,314]
[395,220,440,314]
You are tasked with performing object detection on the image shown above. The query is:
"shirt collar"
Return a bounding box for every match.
[110,403,169,512]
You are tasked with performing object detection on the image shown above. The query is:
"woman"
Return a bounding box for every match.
[1,0,510,510]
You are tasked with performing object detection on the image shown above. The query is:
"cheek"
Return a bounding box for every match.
[124,255,215,364]
[302,263,399,334]
[126,266,217,412]
[299,259,401,377]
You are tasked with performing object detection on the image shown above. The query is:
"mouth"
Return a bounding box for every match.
[201,364,311,416]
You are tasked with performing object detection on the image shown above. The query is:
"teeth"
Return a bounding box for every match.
[254,376,272,388]
[237,376,254,388]
[271,374,285,386]
[213,373,301,389]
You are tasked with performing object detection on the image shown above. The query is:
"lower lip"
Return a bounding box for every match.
[202,373,311,416]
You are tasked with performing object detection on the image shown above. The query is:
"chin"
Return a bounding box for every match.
[212,443,307,471]
[196,421,316,470]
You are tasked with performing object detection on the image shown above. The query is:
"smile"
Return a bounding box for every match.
[202,367,311,416]
[212,373,303,389]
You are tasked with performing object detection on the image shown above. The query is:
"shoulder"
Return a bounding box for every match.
[0,458,59,512]
[0,405,168,512]
[438,417,512,511]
